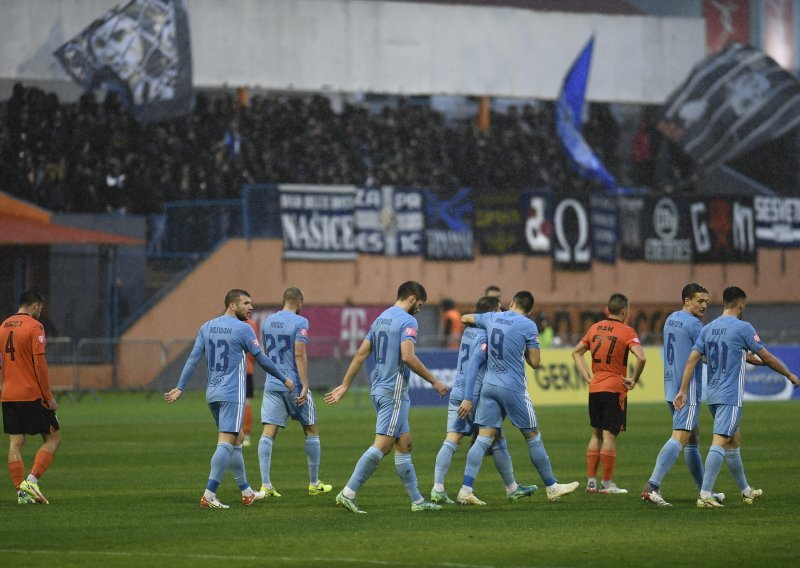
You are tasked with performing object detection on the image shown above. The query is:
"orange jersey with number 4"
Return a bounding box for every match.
[0,314,51,402]
[580,319,640,395]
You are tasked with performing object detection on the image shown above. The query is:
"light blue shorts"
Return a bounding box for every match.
[474,383,538,431]
[372,394,410,438]
[446,397,477,435]
[208,400,244,434]
[668,401,700,432]
[709,403,741,438]
[261,390,317,428]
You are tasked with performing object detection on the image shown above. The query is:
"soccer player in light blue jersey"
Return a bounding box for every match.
[676,286,799,508]
[325,281,448,513]
[164,289,293,509]
[641,283,726,506]
[256,287,332,498]
[430,296,538,505]
[456,291,579,505]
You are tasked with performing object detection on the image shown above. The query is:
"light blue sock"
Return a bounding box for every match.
[395,452,423,503]
[230,445,251,491]
[462,435,492,488]
[258,436,274,487]
[345,446,384,493]
[724,448,749,492]
[207,442,233,493]
[527,433,557,487]
[491,438,516,487]
[305,435,321,485]
[684,444,705,490]
[648,438,683,489]
[434,440,459,485]
[701,445,725,493]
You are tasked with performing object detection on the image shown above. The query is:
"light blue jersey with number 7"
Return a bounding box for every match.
[474,311,539,394]
[365,306,418,401]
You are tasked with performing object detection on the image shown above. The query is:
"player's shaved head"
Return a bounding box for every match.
[607,293,629,315]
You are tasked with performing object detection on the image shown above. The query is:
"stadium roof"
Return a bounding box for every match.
[0,214,144,246]
[383,0,644,15]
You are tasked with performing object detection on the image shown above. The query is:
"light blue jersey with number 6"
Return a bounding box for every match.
[663,309,703,404]
[474,311,539,394]
[366,306,418,401]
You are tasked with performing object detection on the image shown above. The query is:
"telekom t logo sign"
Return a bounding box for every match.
[340,308,368,356]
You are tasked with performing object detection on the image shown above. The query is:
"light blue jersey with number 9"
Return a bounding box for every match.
[366,306,417,401]
[474,311,539,393]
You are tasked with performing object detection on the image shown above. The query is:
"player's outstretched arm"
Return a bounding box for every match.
[325,338,371,404]
[624,344,647,391]
[461,313,476,326]
[164,387,183,403]
[571,343,592,384]
[167,334,205,403]
[755,347,800,387]
[675,350,701,409]
[402,340,448,396]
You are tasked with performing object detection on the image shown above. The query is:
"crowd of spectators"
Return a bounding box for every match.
[1,82,644,215]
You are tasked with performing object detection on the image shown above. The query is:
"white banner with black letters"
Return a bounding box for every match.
[280,185,356,260]
[551,194,592,270]
[354,187,424,256]
[754,196,800,247]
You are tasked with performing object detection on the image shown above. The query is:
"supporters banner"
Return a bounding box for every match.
[703,0,750,54]
[424,189,474,260]
[754,196,800,247]
[619,196,645,260]
[555,36,617,190]
[659,43,800,170]
[473,190,526,255]
[590,193,618,264]
[689,196,756,263]
[354,187,424,256]
[551,194,592,270]
[54,0,193,124]
[642,196,693,263]
[279,185,357,260]
[523,190,554,257]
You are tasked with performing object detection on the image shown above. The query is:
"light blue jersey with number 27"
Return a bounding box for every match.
[366,306,418,401]
[474,311,539,394]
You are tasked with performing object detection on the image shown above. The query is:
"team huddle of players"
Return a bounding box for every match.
[3,281,797,509]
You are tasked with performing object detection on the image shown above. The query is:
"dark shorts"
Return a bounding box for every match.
[2,400,60,435]
[246,373,254,399]
[588,392,626,435]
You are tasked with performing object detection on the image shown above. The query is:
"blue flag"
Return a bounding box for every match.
[555,37,617,190]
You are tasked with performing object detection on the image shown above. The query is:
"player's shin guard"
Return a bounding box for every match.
[463,436,492,488]
[230,445,250,491]
[649,438,682,487]
[346,446,383,493]
[599,450,616,482]
[258,436,274,487]
[31,450,54,481]
[724,448,749,492]
[395,452,423,502]
[208,443,234,492]
[527,434,556,487]
[434,440,458,486]
[701,445,725,493]
[8,460,25,489]
[491,438,515,487]
[586,449,600,479]
[305,435,321,486]
[684,444,704,490]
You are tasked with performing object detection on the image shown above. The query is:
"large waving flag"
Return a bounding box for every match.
[555,37,617,190]
[659,42,800,171]
[54,0,193,124]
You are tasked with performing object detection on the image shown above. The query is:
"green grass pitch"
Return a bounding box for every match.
[1,391,798,567]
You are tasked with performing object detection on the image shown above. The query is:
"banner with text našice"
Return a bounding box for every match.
[280,184,356,260]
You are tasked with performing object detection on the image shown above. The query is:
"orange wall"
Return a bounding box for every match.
[119,238,800,386]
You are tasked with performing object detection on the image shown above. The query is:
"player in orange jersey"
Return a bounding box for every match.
[0,290,61,505]
[572,293,646,495]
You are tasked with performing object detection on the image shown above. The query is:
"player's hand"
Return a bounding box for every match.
[623,377,636,391]
[295,386,308,406]
[164,388,183,403]
[283,378,294,392]
[46,398,58,411]
[433,380,448,397]
[457,399,473,419]
[324,384,347,404]
[674,392,686,410]
[746,353,764,366]
[789,373,800,388]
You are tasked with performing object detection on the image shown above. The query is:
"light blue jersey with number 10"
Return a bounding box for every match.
[474,311,539,393]
[177,315,264,404]
[366,306,418,401]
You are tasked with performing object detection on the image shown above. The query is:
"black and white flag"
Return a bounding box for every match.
[55,0,193,124]
[659,43,800,170]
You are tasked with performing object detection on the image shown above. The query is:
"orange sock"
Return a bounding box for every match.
[586,449,601,478]
[600,449,617,482]
[9,460,25,489]
[243,404,252,436]
[32,450,54,480]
